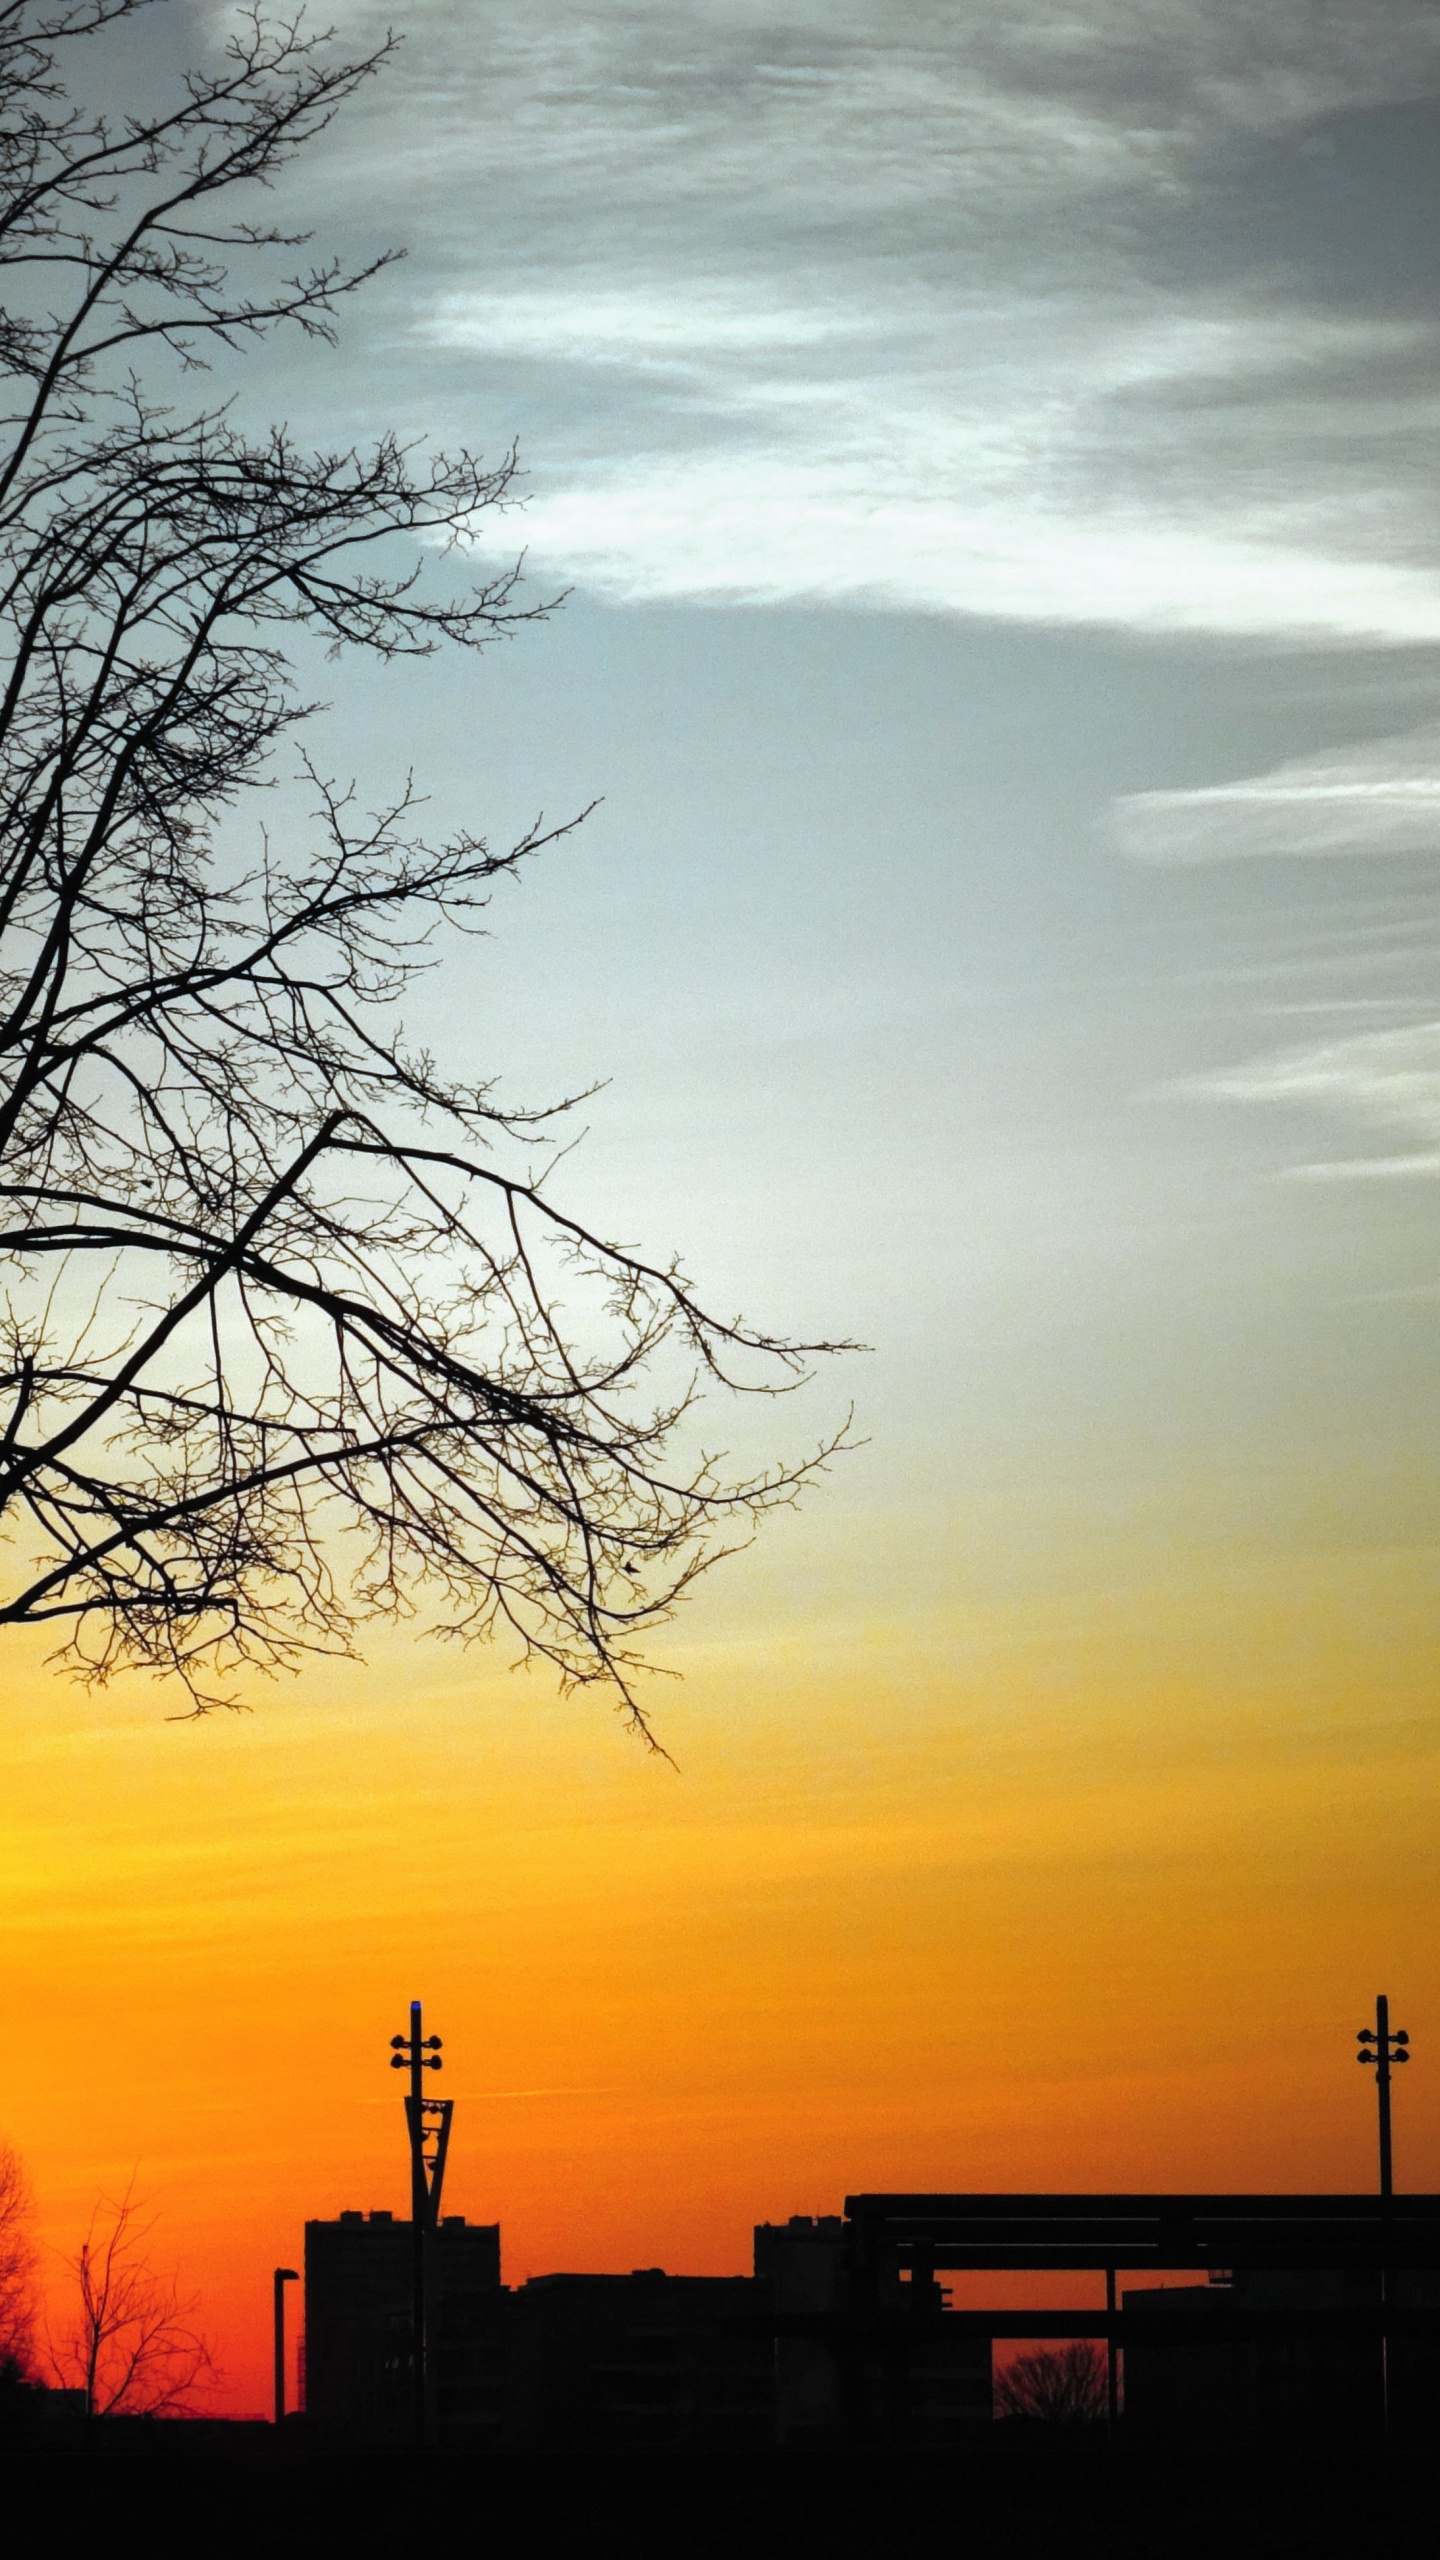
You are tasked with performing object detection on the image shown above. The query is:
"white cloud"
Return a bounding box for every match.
[1201,1022,1440,1176]
[475,447,1440,639]
[431,292,1440,639]
[285,0,1440,637]
[1115,727,1440,862]
[1290,1155,1440,1179]
[426,288,868,366]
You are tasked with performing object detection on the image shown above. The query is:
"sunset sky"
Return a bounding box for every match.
[3,0,1438,2414]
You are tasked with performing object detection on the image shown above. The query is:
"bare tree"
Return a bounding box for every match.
[0,2136,37,2373]
[48,2186,214,2417]
[994,2341,1108,2425]
[0,2,844,1734]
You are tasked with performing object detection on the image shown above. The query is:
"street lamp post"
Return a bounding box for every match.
[272,2266,298,2425]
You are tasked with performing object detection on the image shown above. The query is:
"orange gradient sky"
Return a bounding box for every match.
[3,1512,1435,2414]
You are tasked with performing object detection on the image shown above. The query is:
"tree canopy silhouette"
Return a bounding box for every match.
[0,2137,35,2373]
[48,2185,213,2417]
[994,2342,1107,2425]
[0,1,842,1730]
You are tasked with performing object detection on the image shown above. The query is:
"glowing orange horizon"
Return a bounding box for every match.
[2,1515,1434,2417]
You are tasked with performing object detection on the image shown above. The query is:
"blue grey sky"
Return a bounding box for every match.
[181,0,1440,1668]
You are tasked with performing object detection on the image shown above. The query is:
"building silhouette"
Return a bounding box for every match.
[756,2211,990,2444]
[298,2190,1440,2449]
[1123,2262,1440,2444]
[303,2209,501,2443]
[843,2191,1440,2449]
[508,2272,771,2447]
[303,2218,770,2448]
[754,2216,848,2437]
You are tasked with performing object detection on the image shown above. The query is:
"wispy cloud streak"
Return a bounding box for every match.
[279,0,1440,639]
[1116,729,1440,863]
[1198,1022,1440,1178]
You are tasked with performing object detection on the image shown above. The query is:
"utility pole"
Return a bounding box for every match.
[389,2000,454,2449]
[1357,1994,1410,2445]
[272,2266,298,2425]
[1357,1994,1410,2198]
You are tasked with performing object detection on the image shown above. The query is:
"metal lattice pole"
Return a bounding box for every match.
[391,1999,444,2447]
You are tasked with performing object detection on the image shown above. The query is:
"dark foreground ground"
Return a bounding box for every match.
[3,2436,1436,2558]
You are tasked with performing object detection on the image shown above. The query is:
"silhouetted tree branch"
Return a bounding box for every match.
[47,2185,214,2417]
[0,2,847,1734]
[0,2136,36,2372]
